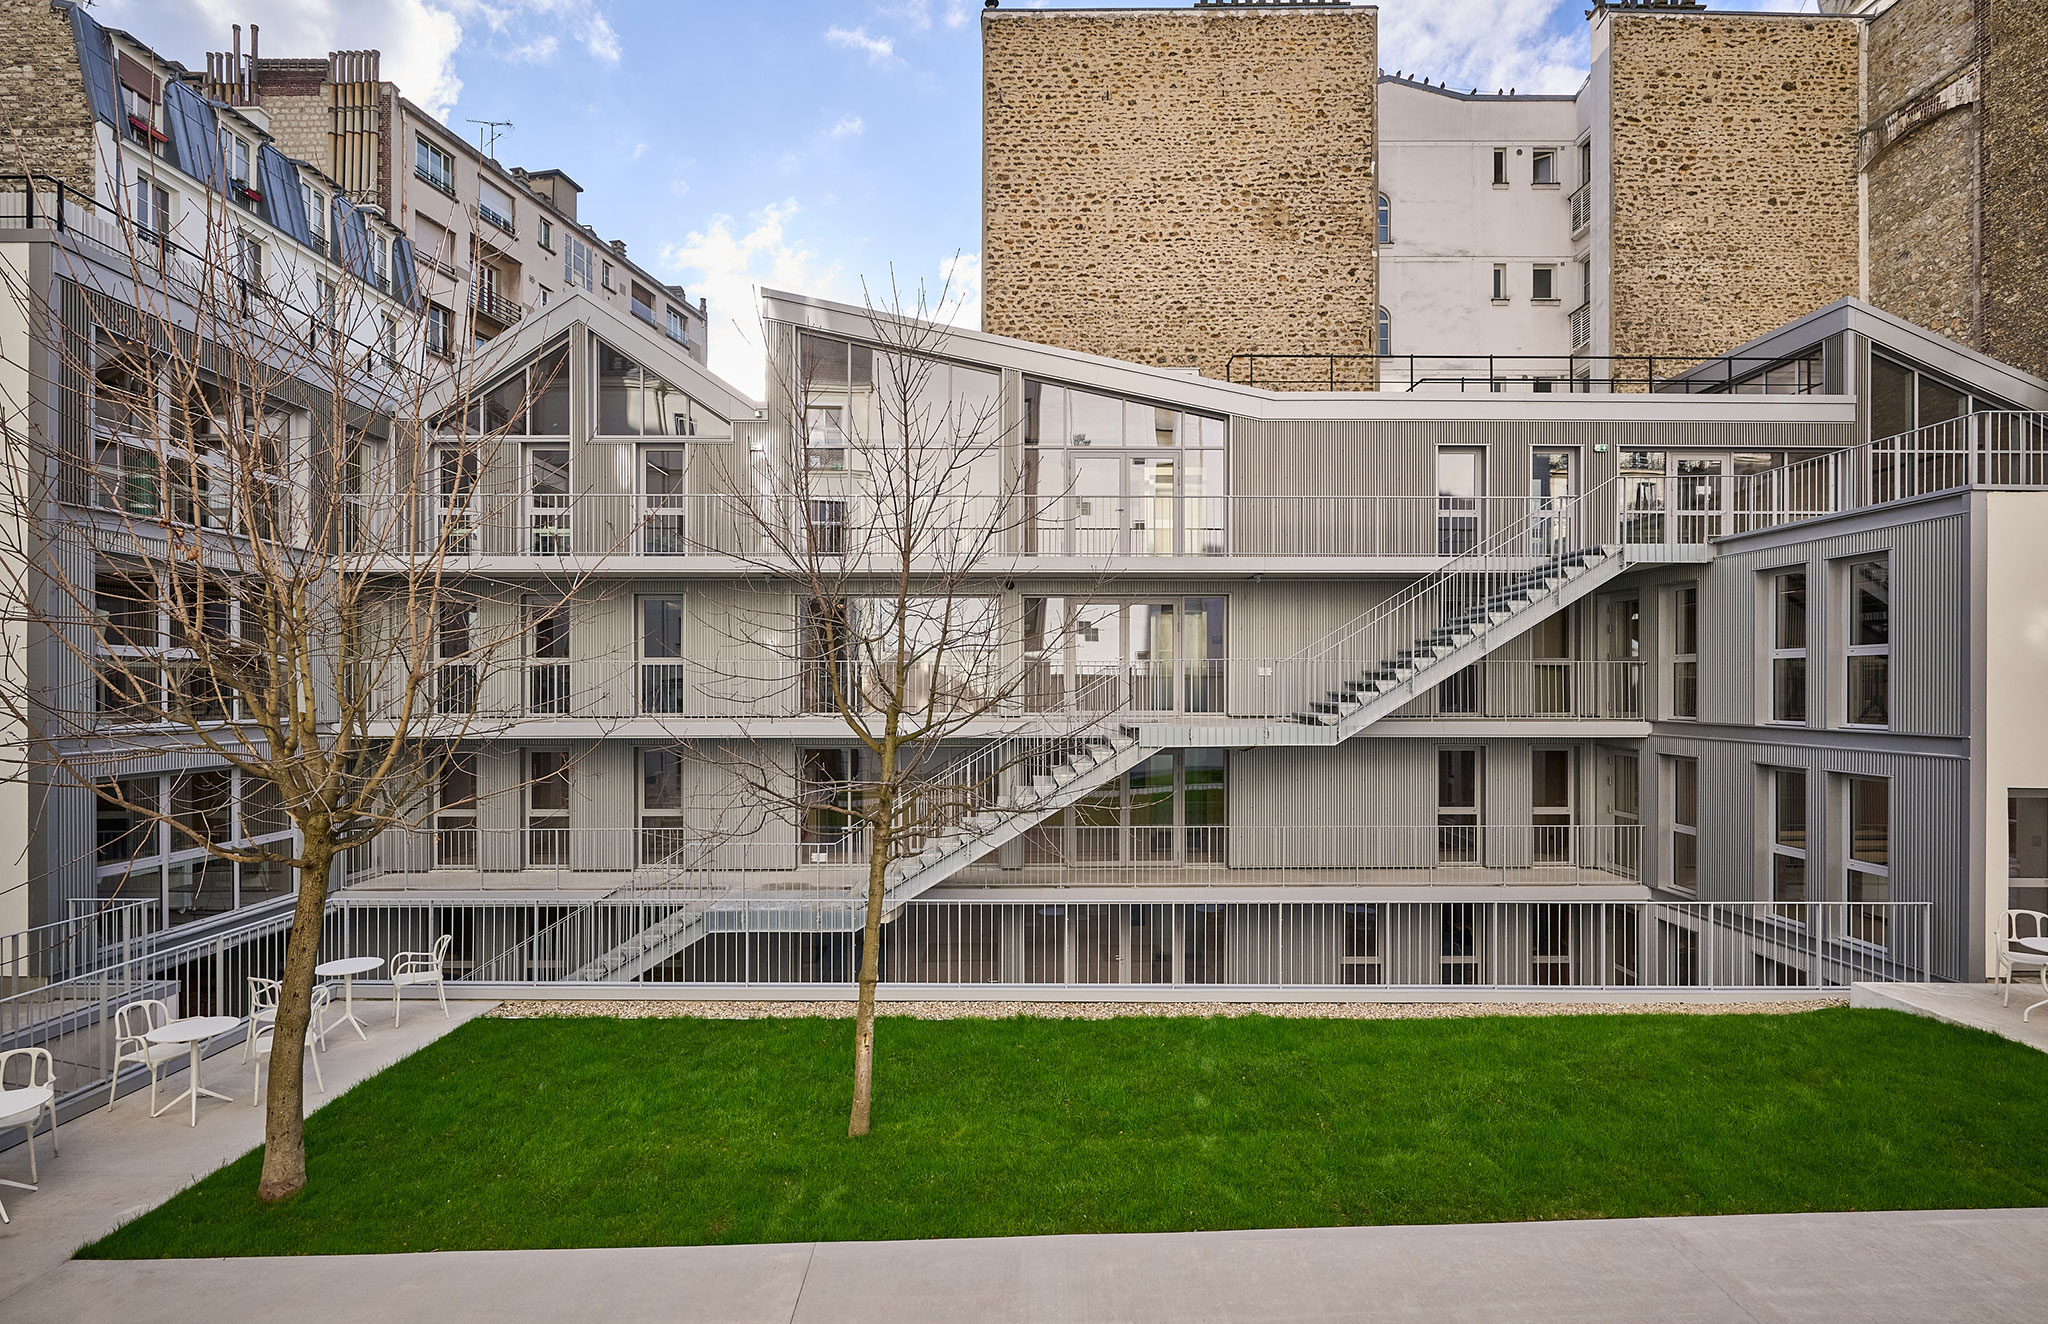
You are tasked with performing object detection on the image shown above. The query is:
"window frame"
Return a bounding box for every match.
[1532,148,1558,186]
[1491,264,1508,303]
[415,136,457,196]
[1769,766,1808,919]
[1844,555,1890,729]
[1670,583,1699,720]
[1669,755,1698,895]
[1491,147,1507,186]
[1768,569,1809,725]
[1531,265,1557,303]
[1844,775,1891,947]
[1375,192,1391,244]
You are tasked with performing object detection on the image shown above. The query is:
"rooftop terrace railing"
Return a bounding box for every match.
[1730,411,2048,536]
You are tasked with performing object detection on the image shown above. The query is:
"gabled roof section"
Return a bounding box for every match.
[421,290,759,423]
[759,288,1858,428]
[1673,298,2048,410]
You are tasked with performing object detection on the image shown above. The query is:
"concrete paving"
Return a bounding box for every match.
[5,1206,2048,1323]
[1852,980,2048,1052]
[0,998,493,1302]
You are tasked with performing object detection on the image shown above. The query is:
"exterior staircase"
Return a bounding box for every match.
[561,487,1641,980]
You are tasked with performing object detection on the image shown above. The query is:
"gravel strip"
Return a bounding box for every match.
[491,997,1840,1021]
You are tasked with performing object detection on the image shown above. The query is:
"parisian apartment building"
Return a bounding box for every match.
[2,0,2048,997]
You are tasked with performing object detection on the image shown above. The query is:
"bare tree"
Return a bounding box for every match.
[0,170,609,1198]
[697,276,1106,1136]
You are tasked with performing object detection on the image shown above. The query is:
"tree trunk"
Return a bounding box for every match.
[256,837,334,1202]
[848,822,890,1138]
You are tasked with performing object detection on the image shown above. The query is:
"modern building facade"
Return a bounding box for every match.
[8,0,2048,1003]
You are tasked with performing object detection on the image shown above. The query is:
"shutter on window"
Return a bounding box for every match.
[390,237,421,310]
[256,144,313,247]
[161,79,226,194]
[67,3,120,128]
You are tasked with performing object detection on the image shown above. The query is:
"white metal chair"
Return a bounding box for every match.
[251,985,329,1103]
[108,998,181,1112]
[392,934,453,1027]
[2000,910,2048,1012]
[0,1047,60,1179]
[242,976,281,1063]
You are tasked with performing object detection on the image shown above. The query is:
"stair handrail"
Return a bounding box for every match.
[1290,473,1621,667]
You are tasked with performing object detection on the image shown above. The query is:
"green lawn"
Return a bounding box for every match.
[82,1008,2048,1257]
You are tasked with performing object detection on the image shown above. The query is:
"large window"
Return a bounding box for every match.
[1437,748,1480,864]
[526,594,570,714]
[639,595,687,714]
[1771,768,1807,917]
[640,748,687,863]
[94,770,294,925]
[594,339,727,438]
[1846,557,1889,728]
[1532,749,1572,863]
[1769,570,1807,724]
[564,234,595,292]
[1870,352,2014,442]
[1671,584,1699,719]
[1024,596,1226,714]
[463,341,571,437]
[1027,749,1226,866]
[1022,378,1225,557]
[1670,756,1698,893]
[1845,776,1890,944]
[526,750,569,866]
[435,751,478,867]
[415,136,456,194]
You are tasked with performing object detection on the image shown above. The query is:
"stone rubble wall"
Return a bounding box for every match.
[1605,13,1861,366]
[981,9,1379,389]
[1981,0,2048,381]
[0,0,95,194]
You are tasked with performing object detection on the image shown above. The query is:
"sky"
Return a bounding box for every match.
[90,0,1804,393]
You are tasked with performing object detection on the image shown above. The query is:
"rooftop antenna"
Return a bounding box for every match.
[466,117,513,158]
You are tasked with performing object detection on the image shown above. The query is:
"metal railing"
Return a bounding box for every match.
[1729,411,2048,535]
[1569,302,1591,352]
[1288,479,1611,714]
[0,900,160,986]
[470,285,525,325]
[319,895,1933,991]
[1569,182,1592,235]
[1225,351,1828,393]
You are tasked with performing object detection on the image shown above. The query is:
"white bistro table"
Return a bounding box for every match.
[2018,937,2048,1020]
[144,1015,240,1126]
[0,1082,53,1222]
[314,955,385,1039]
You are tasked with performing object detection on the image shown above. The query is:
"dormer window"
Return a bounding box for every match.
[220,129,252,189]
[117,56,166,150]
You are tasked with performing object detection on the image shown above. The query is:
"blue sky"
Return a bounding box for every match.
[95,0,1802,391]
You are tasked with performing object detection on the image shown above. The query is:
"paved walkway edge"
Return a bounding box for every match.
[6,1207,2048,1324]
[1851,980,2048,1052]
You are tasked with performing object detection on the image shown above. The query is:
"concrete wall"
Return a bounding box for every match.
[980,7,1378,386]
[1375,81,1579,369]
[1604,11,1861,366]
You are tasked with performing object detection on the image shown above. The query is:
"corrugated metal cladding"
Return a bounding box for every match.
[1646,735,1970,979]
[1229,417,1856,499]
[1708,511,1967,738]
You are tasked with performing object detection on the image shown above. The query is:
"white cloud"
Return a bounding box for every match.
[829,115,866,139]
[825,26,897,66]
[630,141,649,161]
[92,0,620,120]
[1378,0,1586,97]
[875,0,933,32]
[935,252,980,332]
[659,200,845,396]
[944,1,973,28]
[505,34,560,64]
